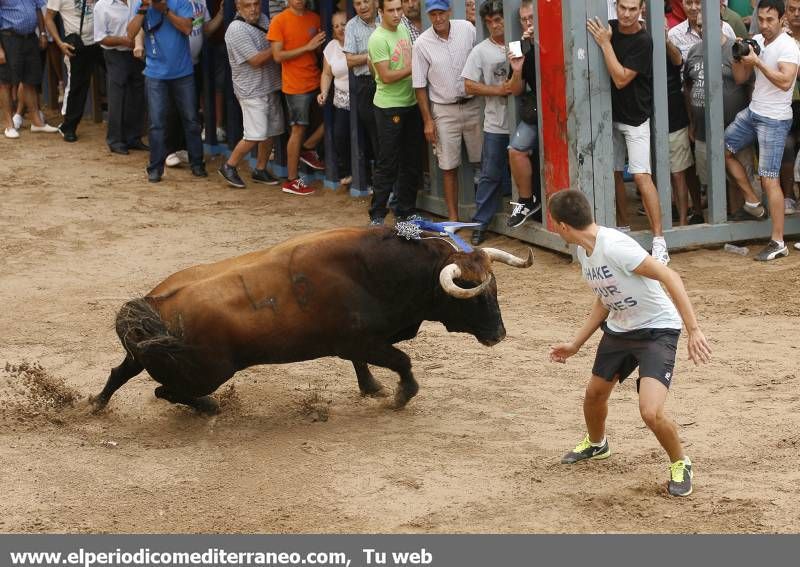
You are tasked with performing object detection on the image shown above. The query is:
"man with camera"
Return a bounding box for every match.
[46,0,104,143]
[724,0,800,261]
[128,0,207,183]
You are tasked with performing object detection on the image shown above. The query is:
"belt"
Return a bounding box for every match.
[0,29,35,37]
[436,97,475,105]
[354,74,374,81]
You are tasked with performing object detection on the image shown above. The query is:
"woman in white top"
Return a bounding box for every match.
[317,11,351,185]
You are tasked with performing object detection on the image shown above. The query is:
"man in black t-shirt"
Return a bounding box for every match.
[587,0,669,265]
[506,0,541,228]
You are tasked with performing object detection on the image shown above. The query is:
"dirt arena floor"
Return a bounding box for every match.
[2,120,800,534]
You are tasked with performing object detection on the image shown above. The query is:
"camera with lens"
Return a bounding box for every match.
[732,38,761,61]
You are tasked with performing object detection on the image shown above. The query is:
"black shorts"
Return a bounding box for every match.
[592,325,679,391]
[0,31,42,86]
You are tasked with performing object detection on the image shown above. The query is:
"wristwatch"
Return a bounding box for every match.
[137,8,147,14]
[164,6,170,14]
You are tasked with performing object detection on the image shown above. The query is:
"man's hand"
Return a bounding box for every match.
[522,25,534,42]
[400,42,412,69]
[550,342,579,364]
[498,81,513,96]
[133,45,144,58]
[306,31,326,52]
[423,118,436,144]
[39,33,48,50]
[316,91,327,106]
[741,45,759,66]
[687,328,711,365]
[59,41,75,57]
[151,0,168,13]
[0,47,6,65]
[586,17,612,47]
[140,0,152,8]
[509,54,524,73]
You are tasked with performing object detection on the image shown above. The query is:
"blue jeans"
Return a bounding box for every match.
[473,132,511,227]
[724,107,792,178]
[145,74,203,173]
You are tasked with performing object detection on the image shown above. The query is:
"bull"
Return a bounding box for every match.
[92,225,533,414]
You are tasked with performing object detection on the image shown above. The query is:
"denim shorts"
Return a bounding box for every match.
[724,108,792,178]
[508,120,538,154]
[285,91,317,126]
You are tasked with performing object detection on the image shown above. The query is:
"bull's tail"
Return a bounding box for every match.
[115,298,198,384]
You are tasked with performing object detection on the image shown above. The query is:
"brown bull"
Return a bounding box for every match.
[93,226,532,413]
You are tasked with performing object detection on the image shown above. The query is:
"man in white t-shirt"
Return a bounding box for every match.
[548,189,711,498]
[46,0,104,142]
[724,0,800,261]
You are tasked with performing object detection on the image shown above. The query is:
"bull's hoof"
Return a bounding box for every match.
[88,395,109,414]
[191,396,220,415]
[392,382,419,410]
[360,383,388,398]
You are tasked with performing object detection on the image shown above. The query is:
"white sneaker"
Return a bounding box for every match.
[651,236,670,265]
[165,153,181,167]
[339,175,352,185]
[215,126,226,142]
[785,198,797,215]
[4,127,20,139]
[794,242,800,251]
[31,123,59,133]
[12,113,23,130]
[615,225,631,233]
[175,149,189,163]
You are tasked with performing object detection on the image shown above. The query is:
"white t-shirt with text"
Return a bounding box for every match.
[749,32,800,120]
[577,227,682,334]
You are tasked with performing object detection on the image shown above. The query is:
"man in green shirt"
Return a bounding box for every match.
[721,0,748,39]
[366,0,423,225]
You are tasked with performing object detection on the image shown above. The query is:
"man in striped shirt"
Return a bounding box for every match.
[412,0,479,221]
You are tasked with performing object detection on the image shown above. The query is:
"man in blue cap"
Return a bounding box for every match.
[412,0,480,222]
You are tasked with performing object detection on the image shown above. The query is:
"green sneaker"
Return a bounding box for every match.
[668,457,693,496]
[561,434,611,464]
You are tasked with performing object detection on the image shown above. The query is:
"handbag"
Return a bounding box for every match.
[62,0,87,53]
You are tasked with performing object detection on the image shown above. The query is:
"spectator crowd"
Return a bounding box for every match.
[1,0,799,257]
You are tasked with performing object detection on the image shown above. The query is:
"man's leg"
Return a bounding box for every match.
[472,132,510,239]
[287,124,306,180]
[624,120,663,236]
[394,105,423,219]
[442,169,459,221]
[60,47,94,136]
[124,56,146,146]
[144,76,170,175]
[762,177,785,242]
[0,83,14,130]
[256,138,274,170]
[584,375,617,443]
[370,106,403,221]
[671,169,690,226]
[333,107,351,179]
[227,139,258,168]
[638,377,684,463]
[724,109,761,215]
[170,74,204,168]
[103,50,126,150]
[634,173,664,236]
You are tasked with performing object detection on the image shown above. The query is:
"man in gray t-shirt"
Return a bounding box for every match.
[460,0,519,245]
[683,29,755,210]
[219,0,285,189]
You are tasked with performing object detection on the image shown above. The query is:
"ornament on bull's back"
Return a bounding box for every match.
[395,220,483,253]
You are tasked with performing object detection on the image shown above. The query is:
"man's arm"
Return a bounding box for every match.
[36,9,48,50]
[273,32,326,63]
[587,17,639,90]
[373,59,411,83]
[415,87,436,144]
[127,0,148,39]
[666,37,682,67]
[633,256,712,365]
[752,57,797,91]
[549,297,609,363]
[204,0,224,35]
[464,78,511,96]
[508,55,525,96]
[46,8,75,57]
[345,52,368,68]
[246,45,274,67]
[161,2,193,36]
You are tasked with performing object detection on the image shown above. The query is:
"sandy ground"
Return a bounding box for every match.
[2,120,800,534]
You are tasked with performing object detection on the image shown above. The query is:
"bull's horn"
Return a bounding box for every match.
[481,247,534,268]
[439,263,492,299]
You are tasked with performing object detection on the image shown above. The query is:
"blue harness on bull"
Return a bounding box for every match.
[395,220,482,253]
